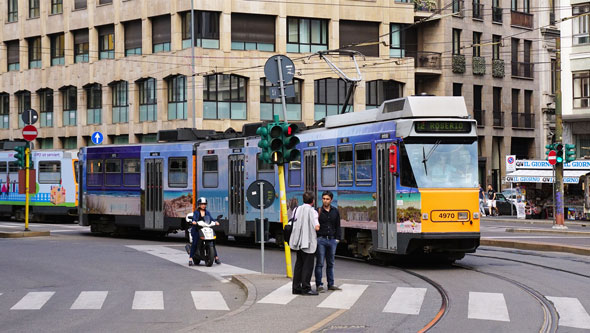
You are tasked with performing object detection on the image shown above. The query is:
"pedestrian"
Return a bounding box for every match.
[487,184,497,216]
[315,191,342,293]
[290,191,320,296]
[478,184,487,217]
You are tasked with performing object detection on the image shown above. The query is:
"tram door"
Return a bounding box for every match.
[304,149,318,207]
[145,158,164,230]
[228,154,246,235]
[376,142,397,252]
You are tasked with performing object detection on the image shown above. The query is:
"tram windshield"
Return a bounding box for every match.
[402,138,478,189]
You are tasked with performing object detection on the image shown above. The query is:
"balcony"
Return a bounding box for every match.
[452,54,466,73]
[511,112,535,129]
[414,0,439,13]
[472,2,484,20]
[511,11,533,29]
[474,109,485,127]
[472,56,486,75]
[511,61,534,79]
[492,59,505,78]
[408,51,442,70]
[452,0,464,17]
[493,111,504,128]
[492,6,503,23]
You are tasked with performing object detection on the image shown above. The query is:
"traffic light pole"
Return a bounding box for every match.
[24,145,30,231]
[278,165,293,278]
[554,37,566,229]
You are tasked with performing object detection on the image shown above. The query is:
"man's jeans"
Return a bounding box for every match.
[315,237,338,288]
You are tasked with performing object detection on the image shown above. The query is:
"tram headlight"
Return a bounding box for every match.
[473,212,480,219]
[422,213,428,220]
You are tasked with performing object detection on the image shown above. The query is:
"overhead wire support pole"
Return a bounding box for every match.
[191,0,197,129]
[554,36,566,229]
[24,143,30,232]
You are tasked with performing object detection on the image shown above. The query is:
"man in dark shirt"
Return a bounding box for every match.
[315,191,342,293]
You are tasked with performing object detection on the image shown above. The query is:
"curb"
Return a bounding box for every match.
[0,231,50,238]
[505,228,590,236]
[481,238,590,256]
[482,217,588,227]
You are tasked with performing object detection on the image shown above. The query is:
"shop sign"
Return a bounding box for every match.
[505,176,580,184]
[515,160,590,170]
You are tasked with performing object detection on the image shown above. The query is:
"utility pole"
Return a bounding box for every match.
[554,37,566,229]
[190,0,196,129]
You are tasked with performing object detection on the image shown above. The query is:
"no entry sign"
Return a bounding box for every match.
[548,150,557,165]
[22,125,38,141]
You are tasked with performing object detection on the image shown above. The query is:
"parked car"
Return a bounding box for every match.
[486,193,517,216]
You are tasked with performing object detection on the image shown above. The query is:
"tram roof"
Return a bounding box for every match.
[324,96,468,129]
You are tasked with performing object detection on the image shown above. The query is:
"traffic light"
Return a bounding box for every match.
[555,142,564,164]
[565,144,576,163]
[256,125,271,163]
[282,123,300,163]
[269,121,284,164]
[14,146,26,169]
[545,143,554,161]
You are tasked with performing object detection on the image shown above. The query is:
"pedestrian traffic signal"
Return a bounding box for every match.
[565,144,576,163]
[282,123,300,163]
[256,125,271,163]
[555,142,564,164]
[14,146,26,169]
[545,143,554,161]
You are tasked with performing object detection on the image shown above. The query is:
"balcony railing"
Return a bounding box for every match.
[511,10,534,29]
[511,61,534,79]
[493,111,504,127]
[472,2,484,19]
[452,0,464,17]
[407,51,442,70]
[474,109,485,127]
[492,7,503,23]
[511,112,535,129]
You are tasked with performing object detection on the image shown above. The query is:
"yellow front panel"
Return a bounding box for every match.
[419,189,480,233]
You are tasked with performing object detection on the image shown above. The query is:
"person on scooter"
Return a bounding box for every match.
[189,197,221,266]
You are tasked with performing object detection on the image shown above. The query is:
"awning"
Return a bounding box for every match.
[505,170,589,184]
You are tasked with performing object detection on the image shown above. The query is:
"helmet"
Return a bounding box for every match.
[197,197,207,205]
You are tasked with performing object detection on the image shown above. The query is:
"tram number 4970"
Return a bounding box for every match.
[438,212,455,219]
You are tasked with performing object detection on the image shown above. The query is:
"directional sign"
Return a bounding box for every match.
[548,150,557,165]
[22,109,39,125]
[22,125,38,141]
[264,55,295,85]
[246,180,275,209]
[91,131,104,145]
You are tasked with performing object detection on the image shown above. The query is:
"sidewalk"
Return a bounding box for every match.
[482,216,589,227]
[0,224,50,238]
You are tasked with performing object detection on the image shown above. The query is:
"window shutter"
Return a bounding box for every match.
[231,13,275,44]
[7,41,19,64]
[339,20,380,57]
[152,15,171,44]
[74,30,88,44]
[74,0,86,9]
[98,25,114,37]
[125,20,142,49]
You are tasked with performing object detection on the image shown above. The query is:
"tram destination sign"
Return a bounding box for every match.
[414,121,471,133]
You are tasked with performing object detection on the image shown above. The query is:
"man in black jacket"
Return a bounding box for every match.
[315,191,342,293]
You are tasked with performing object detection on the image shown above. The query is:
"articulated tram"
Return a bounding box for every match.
[79,96,480,259]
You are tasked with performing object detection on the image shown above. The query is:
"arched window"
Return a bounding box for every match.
[203,74,247,120]
[314,78,353,120]
[365,80,404,108]
[260,78,302,121]
[166,75,187,120]
[0,93,9,129]
[137,78,157,122]
[38,88,54,127]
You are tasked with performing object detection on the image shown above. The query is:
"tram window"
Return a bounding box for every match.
[74,161,79,184]
[399,143,417,188]
[123,159,140,186]
[39,161,61,184]
[355,143,372,185]
[87,159,103,187]
[8,161,19,173]
[288,159,301,187]
[169,157,188,188]
[257,153,275,185]
[105,159,122,186]
[338,145,353,185]
[321,146,336,187]
[202,155,218,188]
[0,162,7,173]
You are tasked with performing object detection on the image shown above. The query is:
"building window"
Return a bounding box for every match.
[287,17,328,53]
[138,78,157,122]
[111,81,128,123]
[203,74,247,120]
[98,25,115,59]
[452,29,461,55]
[39,89,54,127]
[29,0,39,18]
[366,80,403,108]
[452,0,462,14]
[28,37,42,69]
[314,78,354,120]
[511,0,530,12]
[8,0,18,22]
[113,135,128,145]
[0,93,9,129]
[181,11,220,49]
[99,0,112,4]
[86,84,102,124]
[202,156,218,188]
[474,84,482,113]
[339,20,380,57]
[166,75,187,120]
[390,24,407,58]
[61,86,77,127]
[524,90,532,114]
[260,78,302,121]
[492,35,501,60]
[574,5,590,45]
[74,29,89,63]
[168,157,188,188]
[51,0,62,14]
[50,34,65,66]
[453,83,462,96]
[231,13,275,51]
[124,20,142,56]
[551,59,556,94]
[16,91,31,128]
[74,0,86,10]
[152,15,171,53]
[62,137,77,149]
[473,32,482,57]
[574,72,590,108]
[7,40,20,71]
[512,88,520,116]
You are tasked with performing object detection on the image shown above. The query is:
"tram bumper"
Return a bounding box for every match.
[397,232,481,255]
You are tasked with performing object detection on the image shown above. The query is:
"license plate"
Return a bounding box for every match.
[431,210,470,222]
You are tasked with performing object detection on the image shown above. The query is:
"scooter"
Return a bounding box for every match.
[184,213,221,267]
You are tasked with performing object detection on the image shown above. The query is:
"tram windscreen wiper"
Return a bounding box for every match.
[421,140,441,175]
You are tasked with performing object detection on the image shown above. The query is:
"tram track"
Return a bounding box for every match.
[467,253,590,279]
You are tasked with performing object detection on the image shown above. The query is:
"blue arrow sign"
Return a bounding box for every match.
[91,131,103,145]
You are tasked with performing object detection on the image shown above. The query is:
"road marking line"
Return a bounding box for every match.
[383,287,427,315]
[11,292,55,310]
[299,309,347,333]
[546,296,590,329]
[191,291,229,311]
[468,292,510,322]
[317,284,368,310]
[258,282,297,305]
[70,291,108,310]
[132,291,164,310]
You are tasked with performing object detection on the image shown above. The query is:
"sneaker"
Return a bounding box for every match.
[328,285,341,291]
[188,260,194,266]
[215,257,221,265]
[317,286,325,293]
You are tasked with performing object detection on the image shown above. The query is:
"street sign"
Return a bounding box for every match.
[548,150,557,165]
[22,109,38,125]
[506,155,516,172]
[246,180,275,209]
[264,55,295,85]
[22,125,38,141]
[91,131,104,145]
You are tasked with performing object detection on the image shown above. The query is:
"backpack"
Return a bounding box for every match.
[283,206,298,245]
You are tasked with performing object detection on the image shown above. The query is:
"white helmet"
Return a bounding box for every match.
[197,197,207,205]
